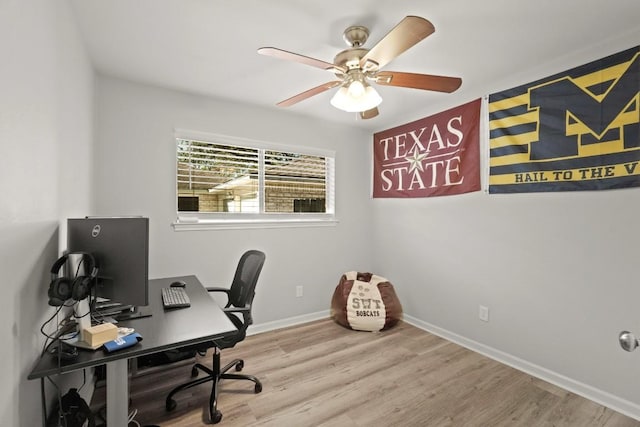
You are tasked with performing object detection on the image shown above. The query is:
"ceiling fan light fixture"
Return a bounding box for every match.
[330,79,382,113]
[347,79,366,97]
[259,16,461,117]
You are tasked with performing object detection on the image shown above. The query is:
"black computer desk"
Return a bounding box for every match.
[28,275,237,427]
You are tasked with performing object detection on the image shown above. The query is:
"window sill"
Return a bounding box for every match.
[172,218,339,231]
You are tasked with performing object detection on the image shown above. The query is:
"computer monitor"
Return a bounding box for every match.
[67,216,151,319]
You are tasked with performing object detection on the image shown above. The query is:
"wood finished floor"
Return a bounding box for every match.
[91,318,640,426]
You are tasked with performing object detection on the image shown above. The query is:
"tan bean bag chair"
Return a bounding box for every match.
[331,271,402,331]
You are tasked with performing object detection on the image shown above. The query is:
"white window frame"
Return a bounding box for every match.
[173,129,337,231]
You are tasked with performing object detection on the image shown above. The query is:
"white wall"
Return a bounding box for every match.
[372,33,640,415]
[0,0,94,425]
[93,75,373,325]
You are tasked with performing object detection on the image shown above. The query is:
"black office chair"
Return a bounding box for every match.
[165,250,266,424]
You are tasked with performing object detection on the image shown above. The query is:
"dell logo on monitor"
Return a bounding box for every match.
[92,225,101,238]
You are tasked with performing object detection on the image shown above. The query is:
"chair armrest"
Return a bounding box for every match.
[206,287,230,295]
[224,306,253,326]
[224,306,250,315]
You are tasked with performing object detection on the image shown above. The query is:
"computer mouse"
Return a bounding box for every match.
[170,280,186,288]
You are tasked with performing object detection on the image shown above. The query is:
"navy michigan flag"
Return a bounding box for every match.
[489,46,639,193]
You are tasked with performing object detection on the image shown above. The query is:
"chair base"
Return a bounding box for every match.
[165,347,262,424]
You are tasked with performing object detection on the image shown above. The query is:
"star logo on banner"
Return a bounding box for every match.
[405,151,428,173]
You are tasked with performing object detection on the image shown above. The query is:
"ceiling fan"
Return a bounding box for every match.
[257,16,462,120]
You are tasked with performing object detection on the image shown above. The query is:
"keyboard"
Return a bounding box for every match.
[161,287,191,309]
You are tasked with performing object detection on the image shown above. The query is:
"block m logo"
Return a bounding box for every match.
[528,53,639,160]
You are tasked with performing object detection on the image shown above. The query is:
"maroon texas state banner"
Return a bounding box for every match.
[373,98,481,198]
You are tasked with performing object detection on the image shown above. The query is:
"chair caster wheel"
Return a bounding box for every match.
[191,366,199,377]
[255,383,262,393]
[211,410,223,424]
[235,360,244,371]
[166,398,177,412]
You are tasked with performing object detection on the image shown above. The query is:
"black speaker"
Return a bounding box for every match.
[48,252,97,306]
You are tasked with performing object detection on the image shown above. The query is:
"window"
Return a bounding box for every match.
[174,130,335,229]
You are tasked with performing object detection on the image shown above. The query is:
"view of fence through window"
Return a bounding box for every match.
[177,138,330,214]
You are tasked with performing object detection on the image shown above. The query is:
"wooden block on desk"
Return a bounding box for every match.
[83,323,118,347]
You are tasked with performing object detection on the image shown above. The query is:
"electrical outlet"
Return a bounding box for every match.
[296,286,303,298]
[479,305,489,322]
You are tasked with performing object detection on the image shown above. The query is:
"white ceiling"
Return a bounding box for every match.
[69,0,640,132]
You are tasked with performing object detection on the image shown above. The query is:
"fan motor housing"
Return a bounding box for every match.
[333,47,368,75]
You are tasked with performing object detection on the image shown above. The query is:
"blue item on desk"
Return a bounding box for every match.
[103,332,143,353]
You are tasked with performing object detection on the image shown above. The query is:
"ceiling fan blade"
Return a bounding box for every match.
[375,71,462,93]
[258,47,346,74]
[276,81,343,107]
[360,108,379,120]
[360,16,435,71]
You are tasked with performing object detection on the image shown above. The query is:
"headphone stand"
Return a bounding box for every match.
[76,299,92,343]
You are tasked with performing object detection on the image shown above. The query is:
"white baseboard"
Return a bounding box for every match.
[402,314,640,422]
[247,310,330,336]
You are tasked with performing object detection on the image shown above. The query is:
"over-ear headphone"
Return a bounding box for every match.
[48,252,98,306]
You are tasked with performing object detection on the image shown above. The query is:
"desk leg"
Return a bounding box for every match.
[40,378,47,427]
[106,358,129,426]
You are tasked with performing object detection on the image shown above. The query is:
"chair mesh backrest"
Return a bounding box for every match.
[228,250,266,323]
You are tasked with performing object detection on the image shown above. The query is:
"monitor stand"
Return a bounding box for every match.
[114,305,152,321]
